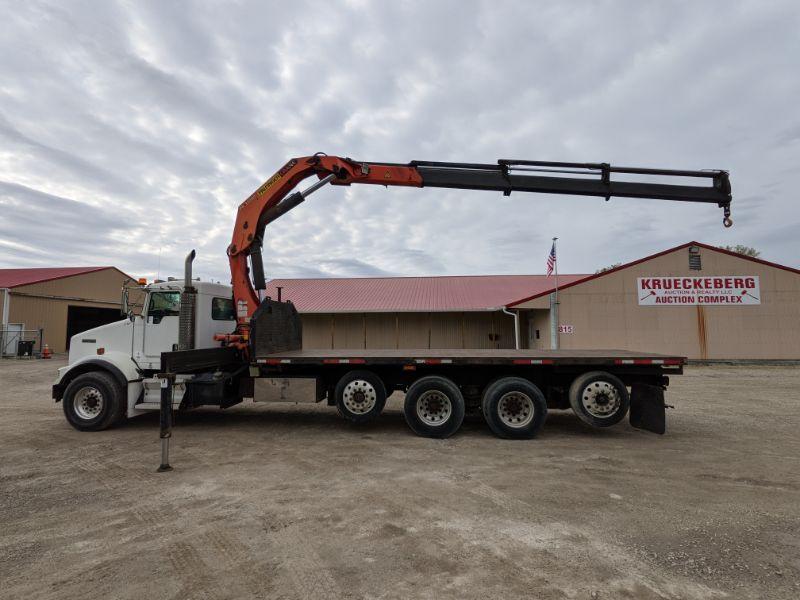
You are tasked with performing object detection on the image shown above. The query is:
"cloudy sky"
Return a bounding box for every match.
[1,1,798,283]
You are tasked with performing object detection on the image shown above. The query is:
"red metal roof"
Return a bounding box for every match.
[0,267,115,289]
[264,274,587,313]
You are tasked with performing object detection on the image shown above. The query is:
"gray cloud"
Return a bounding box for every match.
[0,0,798,283]
[776,124,800,146]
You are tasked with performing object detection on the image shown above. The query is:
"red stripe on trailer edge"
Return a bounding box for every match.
[259,358,292,364]
[614,358,684,365]
[413,358,453,364]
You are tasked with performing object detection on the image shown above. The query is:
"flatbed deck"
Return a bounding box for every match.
[256,348,686,367]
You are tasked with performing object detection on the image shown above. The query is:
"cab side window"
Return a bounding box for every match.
[212,297,235,321]
[147,292,181,324]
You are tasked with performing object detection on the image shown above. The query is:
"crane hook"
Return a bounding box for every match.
[722,204,733,228]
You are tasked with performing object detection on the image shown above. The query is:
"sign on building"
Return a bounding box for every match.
[637,276,761,306]
[558,324,574,334]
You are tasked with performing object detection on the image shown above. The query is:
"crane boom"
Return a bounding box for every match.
[227,154,732,340]
[414,159,730,204]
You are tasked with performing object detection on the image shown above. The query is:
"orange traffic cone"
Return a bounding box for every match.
[41,344,52,359]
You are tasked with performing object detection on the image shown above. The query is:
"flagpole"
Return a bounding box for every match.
[553,236,559,302]
[553,237,559,350]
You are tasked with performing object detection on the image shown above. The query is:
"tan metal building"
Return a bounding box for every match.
[509,241,800,360]
[264,275,586,351]
[0,267,136,355]
[266,241,800,360]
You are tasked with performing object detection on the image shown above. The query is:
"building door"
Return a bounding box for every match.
[527,312,545,349]
[66,306,123,350]
[1,323,23,356]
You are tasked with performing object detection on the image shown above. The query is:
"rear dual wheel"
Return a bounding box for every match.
[568,371,630,428]
[403,376,465,439]
[335,370,387,424]
[481,377,547,439]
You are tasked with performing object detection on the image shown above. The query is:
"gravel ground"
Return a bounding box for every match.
[1,358,799,599]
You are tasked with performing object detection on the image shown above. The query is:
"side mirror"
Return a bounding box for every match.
[128,310,135,323]
[121,287,130,317]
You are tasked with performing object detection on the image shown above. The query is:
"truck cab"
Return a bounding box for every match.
[53,280,236,431]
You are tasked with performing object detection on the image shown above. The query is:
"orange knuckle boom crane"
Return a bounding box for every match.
[226,153,732,347]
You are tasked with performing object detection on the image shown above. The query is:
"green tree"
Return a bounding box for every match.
[720,245,760,258]
[595,263,622,274]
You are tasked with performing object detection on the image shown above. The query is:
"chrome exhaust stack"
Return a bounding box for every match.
[178,249,196,351]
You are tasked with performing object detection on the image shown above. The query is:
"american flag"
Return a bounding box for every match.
[546,242,556,276]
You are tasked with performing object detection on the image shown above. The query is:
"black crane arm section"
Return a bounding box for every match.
[407,159,732,226]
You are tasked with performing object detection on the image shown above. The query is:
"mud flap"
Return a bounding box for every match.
[630,383,666,434]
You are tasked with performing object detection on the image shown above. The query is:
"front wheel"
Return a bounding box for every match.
[62,371,126,431]
[403,376,465,439]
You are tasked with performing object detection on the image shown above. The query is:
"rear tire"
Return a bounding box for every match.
[481,377,547,439]
[568,371,630,428]
[403,375,465,439]
[335,370,387,424]
[62,371,126,431]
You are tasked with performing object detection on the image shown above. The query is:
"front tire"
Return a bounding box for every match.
[62,371,126,431]
[481,377,547,439]
[568,371,630,428]
[403,376,465,439]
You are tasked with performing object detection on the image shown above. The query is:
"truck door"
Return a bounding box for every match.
[142,290,180,368]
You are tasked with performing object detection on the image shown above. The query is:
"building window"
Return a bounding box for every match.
[688,246,702,270]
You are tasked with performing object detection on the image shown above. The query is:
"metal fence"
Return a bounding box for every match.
[0,328,44,358]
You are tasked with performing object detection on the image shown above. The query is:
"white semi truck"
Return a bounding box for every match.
[54,279,236,431]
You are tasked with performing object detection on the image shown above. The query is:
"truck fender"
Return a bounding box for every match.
[52,352,141,401]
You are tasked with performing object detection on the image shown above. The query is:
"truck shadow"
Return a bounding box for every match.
[125,405,629,440]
